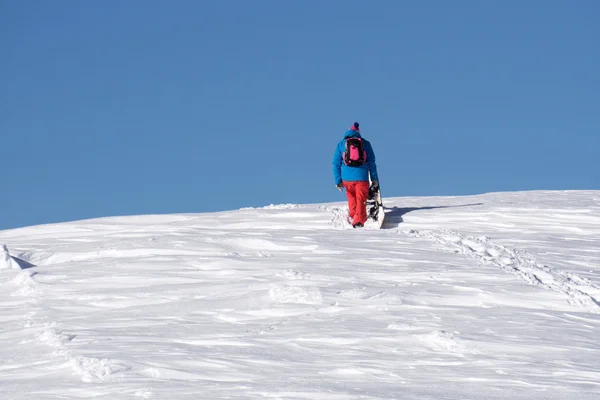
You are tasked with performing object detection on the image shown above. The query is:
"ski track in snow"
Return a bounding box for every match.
[404,228,600,311]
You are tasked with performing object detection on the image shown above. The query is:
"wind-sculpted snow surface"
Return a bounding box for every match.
[405,229,600,311]
[1,191,600,399]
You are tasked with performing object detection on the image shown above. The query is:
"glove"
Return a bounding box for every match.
[336,183,344,192]
[371,180,379,191]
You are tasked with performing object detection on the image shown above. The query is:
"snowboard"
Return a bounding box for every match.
[365,177,385,229]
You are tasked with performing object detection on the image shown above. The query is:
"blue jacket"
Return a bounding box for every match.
[333,130,379,185]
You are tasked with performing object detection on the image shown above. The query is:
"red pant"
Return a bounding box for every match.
[343,181,370,225]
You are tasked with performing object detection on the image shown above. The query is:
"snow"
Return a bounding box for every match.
[1,190,599,399]
[1,244,34,270]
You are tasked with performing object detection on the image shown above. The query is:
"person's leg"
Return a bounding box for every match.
[343,181,357,221]
[353,181,370,225]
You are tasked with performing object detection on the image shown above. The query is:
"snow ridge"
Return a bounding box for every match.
[405,229,600,311]
[1,244,36,269]
[1,244,20,269]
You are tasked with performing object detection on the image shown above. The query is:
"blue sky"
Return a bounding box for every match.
[1,0,599,230]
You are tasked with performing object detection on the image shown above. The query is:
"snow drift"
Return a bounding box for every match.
[0,190,599,400]
[1,244,36,269]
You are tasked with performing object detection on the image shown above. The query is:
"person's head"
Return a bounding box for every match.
[350,122,360,132]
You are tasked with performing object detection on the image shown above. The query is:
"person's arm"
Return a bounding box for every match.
[332,142,343,185]
[366,141,379,182]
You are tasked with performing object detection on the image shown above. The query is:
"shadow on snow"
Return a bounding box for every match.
[13,256,36,270]
[382,203,484,229]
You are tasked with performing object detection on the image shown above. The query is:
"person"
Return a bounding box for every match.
[332,122,379,228]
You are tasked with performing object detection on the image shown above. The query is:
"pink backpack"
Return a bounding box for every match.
[343,138,367,166]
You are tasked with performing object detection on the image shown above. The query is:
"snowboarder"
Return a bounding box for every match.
[332,122,379,228]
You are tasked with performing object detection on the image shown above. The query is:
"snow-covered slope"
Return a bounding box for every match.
[1,191,599,400]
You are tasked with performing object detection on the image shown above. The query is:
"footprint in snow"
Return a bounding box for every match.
[416,330,478,356]
[278,269,311,280]
[404,229,600,311]
[269,284,323,305]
